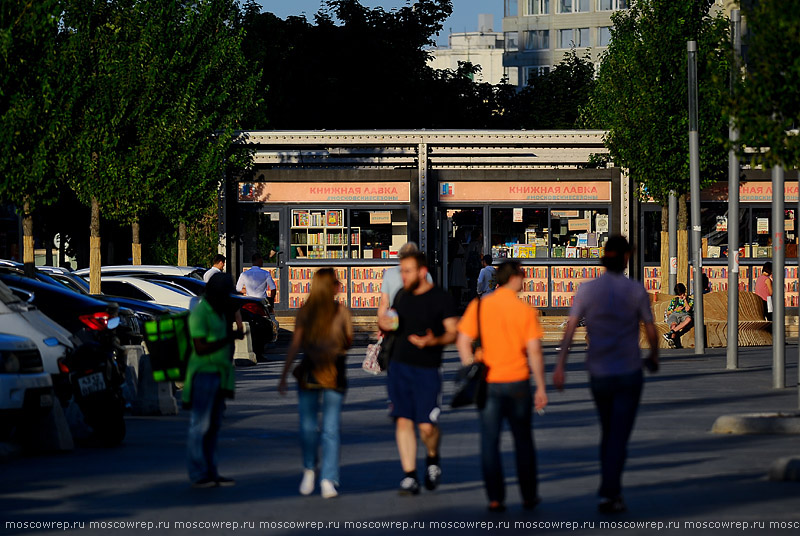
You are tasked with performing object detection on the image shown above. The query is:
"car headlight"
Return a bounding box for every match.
[0,351,21,374]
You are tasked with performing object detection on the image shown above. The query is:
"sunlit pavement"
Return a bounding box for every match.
[2,343,800,535]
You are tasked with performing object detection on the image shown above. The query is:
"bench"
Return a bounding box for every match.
[641,291,771,349]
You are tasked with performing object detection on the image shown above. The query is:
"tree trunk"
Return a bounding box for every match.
[132,219,141,265]
[90,197,101,294]
[22,199,34,277]
[677,193,689,289]
[660,205,669,294]
[178,221,188,266]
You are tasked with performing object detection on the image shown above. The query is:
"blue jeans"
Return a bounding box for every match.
[590,369,643,499]
[298,388,344,484]
[479,380,537,504]
[187,373,225,483]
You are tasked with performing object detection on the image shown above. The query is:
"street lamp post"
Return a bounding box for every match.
[688,40,705,354]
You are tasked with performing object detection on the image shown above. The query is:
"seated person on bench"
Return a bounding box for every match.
[663,283,694,348]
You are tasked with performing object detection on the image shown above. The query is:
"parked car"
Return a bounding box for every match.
[95,276,194,309]
[74,264,205,279]
[0,334,54,440]
[0,280,74,402]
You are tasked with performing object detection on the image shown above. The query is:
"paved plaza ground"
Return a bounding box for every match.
[2,342,800,535]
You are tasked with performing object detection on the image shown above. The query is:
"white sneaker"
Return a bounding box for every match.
[320,479,338,499]
[299,469,315,496]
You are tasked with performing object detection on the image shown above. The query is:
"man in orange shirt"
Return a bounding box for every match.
[456,260,548,513]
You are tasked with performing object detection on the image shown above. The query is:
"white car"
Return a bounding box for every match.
[0,334,54,439]
[74,265,204,279]
[96,276,193,309]
[0,281,74,378]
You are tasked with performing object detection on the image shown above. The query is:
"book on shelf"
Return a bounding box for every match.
[327,209,342,226]
[566,246,578,258]
[294,210,310,227]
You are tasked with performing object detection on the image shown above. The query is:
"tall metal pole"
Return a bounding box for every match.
[669,191,677,294]
[727,9,741,369]
[772,165,785,388]
[688,41,705,354]
[797,170,800,406]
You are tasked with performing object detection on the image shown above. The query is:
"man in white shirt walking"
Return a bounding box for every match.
[236,253,277,305]
[203,254,226,283]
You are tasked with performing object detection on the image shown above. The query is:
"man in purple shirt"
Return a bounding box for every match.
[554,236,659,514]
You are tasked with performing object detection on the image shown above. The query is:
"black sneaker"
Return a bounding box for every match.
[424,464,441,491]
[399,476,421,495]
[662,332,676,348]
[598,496,627,514]
[191,478,217,489]
[215,476,236,487]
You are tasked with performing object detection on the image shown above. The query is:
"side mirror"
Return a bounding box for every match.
[9,286,35,303]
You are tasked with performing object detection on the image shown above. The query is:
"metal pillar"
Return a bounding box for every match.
[727,9,741,370]
[688,40,705,354]
[418,143,429,255]
[773,165,785,388]
[669,191,677,293]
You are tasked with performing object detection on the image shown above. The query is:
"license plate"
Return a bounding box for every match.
[78,372,106,397]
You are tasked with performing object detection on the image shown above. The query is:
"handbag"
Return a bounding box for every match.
[362,336,383,375]
[451,298,488,409]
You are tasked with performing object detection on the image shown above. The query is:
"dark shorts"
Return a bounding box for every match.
[387,361,442,424]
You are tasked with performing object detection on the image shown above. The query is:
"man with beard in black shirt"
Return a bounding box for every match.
[378,251,458,496]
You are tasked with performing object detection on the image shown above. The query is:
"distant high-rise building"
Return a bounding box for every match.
[428,15,513,85]
[502,0,629,87]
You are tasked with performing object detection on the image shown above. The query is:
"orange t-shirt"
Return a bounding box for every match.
[457,287,544,383]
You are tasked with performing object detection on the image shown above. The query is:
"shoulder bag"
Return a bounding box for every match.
[451,298,488,409]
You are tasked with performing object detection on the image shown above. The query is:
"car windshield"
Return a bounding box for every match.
[0,280,22,305]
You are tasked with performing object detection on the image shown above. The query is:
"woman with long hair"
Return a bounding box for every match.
[279,268,353,499]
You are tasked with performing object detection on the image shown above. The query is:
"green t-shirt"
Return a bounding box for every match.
[181,298,235,406]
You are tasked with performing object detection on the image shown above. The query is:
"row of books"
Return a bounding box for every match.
[292,209,344,227]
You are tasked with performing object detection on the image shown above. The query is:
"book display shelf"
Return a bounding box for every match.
[520,266,549,307]
[288,267,348,309]
[550,265,604,308]
[350,266,392,309]
[291,209,358,260]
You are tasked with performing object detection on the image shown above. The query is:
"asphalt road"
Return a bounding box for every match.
[2,343,800,536]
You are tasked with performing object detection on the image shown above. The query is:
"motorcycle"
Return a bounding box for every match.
[58,316,126,447]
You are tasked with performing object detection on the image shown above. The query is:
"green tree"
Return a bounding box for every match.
[731,0,800,169]
[0,0,63,274]
[582,0,730,288]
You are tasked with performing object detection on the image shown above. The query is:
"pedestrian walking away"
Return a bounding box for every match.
[183,273,245,488]
[476,254,498,298]
[554,236,659,514]
[662,283,694,348]
[203,254,226,283]
[236,252,277,306]
[378,251,458,496]
[456,260,547,513]
[279,268,353,499]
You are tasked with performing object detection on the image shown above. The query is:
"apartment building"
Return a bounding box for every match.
[502,0,628,87]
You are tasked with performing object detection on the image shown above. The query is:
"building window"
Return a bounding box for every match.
[598,0,627,10]
[524,65,551,83]
[504,66,520,85]
[505,31,519,51]
[491,208,551,259]
[505,0,519,17]
[527,0,550,15]
[558,28,590,48]
[525,29,550,50]
[559,0,590,13]
[598,26,611,46]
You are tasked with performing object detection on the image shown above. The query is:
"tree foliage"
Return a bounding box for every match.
[582,0,730,204]
[0,0,63,212]
[731,0,800,169]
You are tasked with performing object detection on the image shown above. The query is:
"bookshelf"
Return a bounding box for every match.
[643,266,661,296]
[268,267,280,304]
[689,266,750,294]
[291,209,357,260]
[520,266,549,307]
[350,266,392,309]
[550,265,605,308]
[288,266,348,309]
